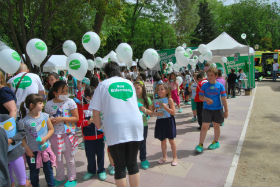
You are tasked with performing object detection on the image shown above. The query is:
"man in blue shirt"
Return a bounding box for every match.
[195,67,228,153]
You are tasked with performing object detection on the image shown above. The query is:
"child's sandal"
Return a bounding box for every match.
[158,158,167,164]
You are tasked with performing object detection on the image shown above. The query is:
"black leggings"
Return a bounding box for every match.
[108,141,140,179]
[196,102,203,127]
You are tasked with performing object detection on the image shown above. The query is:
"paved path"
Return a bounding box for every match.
[38,91,254,186]
[233,81,280,186]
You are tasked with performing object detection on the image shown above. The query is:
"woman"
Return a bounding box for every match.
[0,71,17,118]
[0,71,27,187]
[89,62,143,187]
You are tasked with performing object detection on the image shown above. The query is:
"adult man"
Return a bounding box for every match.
[7,63,45,109]
[272,61,279,81]
[89,62,143,187]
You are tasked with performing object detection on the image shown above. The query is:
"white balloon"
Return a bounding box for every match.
[198,55,204,63]
[176,76,183,86]
[82,31,101,55]
[142,48,160,69]
[202,50,213,61]
[116,43,133,65]
[139,58,147,70]
[210,63,217,68]
[26,38,47,67]
[241,33,247,39]
[63,40,77,56]
[176,50,189,66]
[94,57,103,69]
[186,48,193,58]
[0,48,21,74]
[175,46,185,54]
[198,44,208,54]
[173,63,181,73]
[66,53,88,81]
[87,59,95,71]
[221,56,228,63]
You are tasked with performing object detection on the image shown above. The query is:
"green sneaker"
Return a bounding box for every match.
[178,108,183,113]
[83,172,95,181]
[78,142,85,150]
[141,160,150,170]
[191,117,197,122]
[98,172,107,181]
[64,180,77,187]
[108,164,115,175]
[195,145,203,153]
[55,179,65,186]
[208,141,220,150]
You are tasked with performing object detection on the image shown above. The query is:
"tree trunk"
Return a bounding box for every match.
[93,12,105,34]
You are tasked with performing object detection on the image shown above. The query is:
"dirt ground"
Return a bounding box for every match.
[233,81,280,186]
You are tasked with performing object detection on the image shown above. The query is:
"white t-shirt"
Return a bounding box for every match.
[8,72,45,109]
[89,76,143,146]
[273,63,279,71]
[45,98,77,135]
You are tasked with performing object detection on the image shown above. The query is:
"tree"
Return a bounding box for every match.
[174,0,200,46]
[191,0,217,45]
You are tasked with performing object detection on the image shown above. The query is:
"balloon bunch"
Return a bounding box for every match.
[197,44,213,63]
[0,38,49,74]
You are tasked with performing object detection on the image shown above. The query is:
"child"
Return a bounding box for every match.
[184,71,192,105]
[195,67,228,153]
[80,86,107,181]
[154,83,177,166]
[19,94,56,187]
[45,81,79,187]
[0,114,26,187]
[194,71,208,129]
[134,81,153,170]
[168,72,182,113]
[188,73,198,122]
[153,72,163,99]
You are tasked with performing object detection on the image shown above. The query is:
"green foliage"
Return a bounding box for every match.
[191,0,217,45]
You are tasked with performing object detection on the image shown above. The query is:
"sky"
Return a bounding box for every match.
[223,0,280,5]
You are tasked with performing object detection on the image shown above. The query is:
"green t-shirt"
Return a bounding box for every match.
[137,97,152,126]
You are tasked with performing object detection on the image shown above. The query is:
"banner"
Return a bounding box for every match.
[223,55,255,88]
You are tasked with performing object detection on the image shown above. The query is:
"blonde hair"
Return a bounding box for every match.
[0,71,7,86]
[156,83,171,98]
[206,67,218,76]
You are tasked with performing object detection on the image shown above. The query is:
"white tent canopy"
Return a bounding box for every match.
[43,55,67,73]
[206,32,255,56]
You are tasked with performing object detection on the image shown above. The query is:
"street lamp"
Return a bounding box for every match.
[241,33,251,89]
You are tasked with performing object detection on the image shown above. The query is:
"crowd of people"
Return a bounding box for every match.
[0,61,248,187]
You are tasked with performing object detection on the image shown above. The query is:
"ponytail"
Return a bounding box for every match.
[19,102,27,118]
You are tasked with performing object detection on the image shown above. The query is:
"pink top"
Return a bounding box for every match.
[169,81,178,91]
[36,146,56,169]
[216,77,226,88]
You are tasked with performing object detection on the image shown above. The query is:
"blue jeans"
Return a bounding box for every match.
[84,139,105,174]
[272,71,277,81]
[26,152,55,187]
